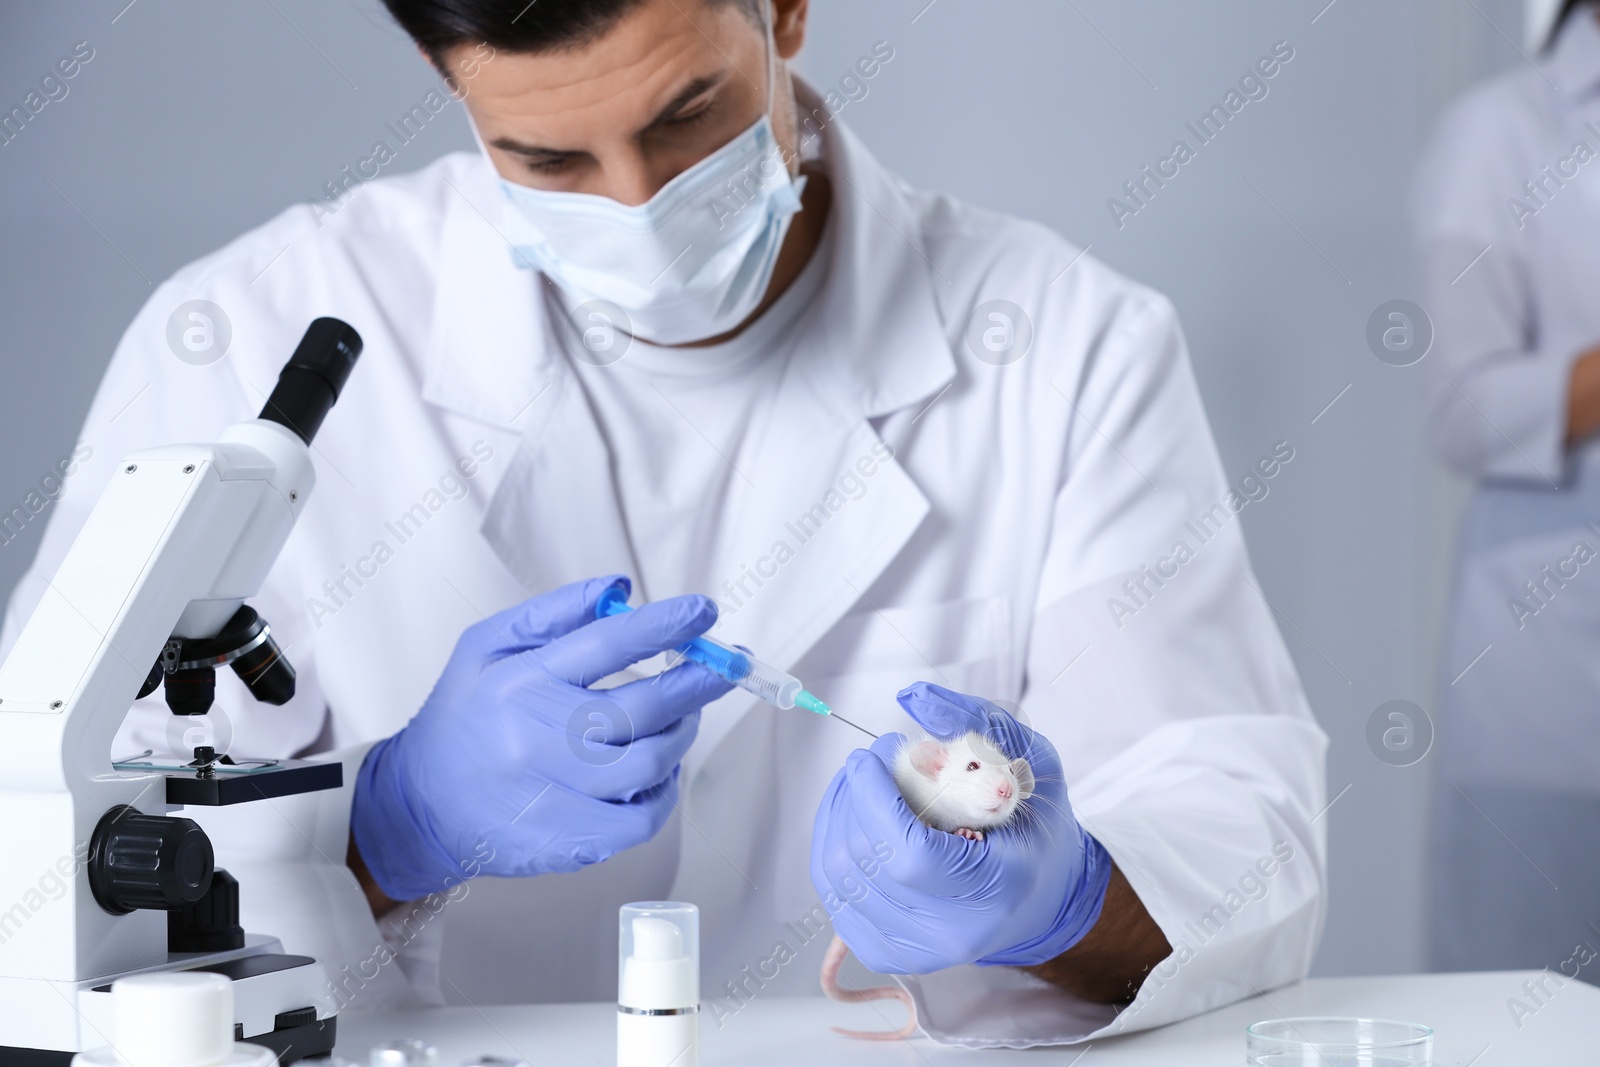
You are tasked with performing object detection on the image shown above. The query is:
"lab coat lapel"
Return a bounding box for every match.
[698,352,925,677]
[421,156,640,595]
[419,110,958,757]
[683,112,957,771]
[478,378,639,596]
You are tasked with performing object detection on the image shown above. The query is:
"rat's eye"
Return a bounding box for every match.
[966,761,980,772]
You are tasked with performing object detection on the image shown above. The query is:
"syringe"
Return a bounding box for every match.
[594,588,877,737]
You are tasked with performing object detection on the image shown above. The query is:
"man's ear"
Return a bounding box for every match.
[908,739,946,779]
[772,0,808,60]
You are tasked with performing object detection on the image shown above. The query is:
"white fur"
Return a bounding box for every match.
[891,731,1035,835]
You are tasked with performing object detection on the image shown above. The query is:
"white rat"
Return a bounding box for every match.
[819,731,1036,1040]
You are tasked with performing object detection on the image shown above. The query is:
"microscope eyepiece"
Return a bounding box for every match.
[258,317,363,445]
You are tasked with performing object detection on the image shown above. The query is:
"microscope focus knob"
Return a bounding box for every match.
[88,805,215,916]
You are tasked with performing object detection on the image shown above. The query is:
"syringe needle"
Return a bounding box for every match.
[828,711,878,740]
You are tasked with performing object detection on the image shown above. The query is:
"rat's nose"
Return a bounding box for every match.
[997,782,1013,800]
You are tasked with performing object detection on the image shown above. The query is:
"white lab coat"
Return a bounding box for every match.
[1413,9,1600,971]
[0,89,1326,1046]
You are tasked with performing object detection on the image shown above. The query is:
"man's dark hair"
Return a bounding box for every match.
[383,0,761,69]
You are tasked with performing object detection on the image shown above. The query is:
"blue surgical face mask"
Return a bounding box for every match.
[490,5,806,346]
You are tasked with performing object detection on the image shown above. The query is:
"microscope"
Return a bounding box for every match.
[0,319,363,1064]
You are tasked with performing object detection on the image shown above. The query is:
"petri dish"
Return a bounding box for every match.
[1246,1017,1433,1066]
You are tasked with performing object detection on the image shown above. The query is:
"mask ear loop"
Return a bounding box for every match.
[762,0,806,181]
[466,112,491,160]
[763,0,778,115]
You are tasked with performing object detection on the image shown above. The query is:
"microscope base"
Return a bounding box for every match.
[0,937,334,1065]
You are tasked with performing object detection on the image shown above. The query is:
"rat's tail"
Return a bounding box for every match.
[818,935,918,1041]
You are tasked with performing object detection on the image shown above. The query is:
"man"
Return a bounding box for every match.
[0,0,1326,1046]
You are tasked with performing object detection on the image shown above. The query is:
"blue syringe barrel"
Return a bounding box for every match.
[674,633,754,684]
[594,588,808,710]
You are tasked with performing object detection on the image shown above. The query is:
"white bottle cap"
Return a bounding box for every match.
[369,1039,439,1067]
[70,972,278,1067]
[113,972,234,1067]
[618,902,698,1011]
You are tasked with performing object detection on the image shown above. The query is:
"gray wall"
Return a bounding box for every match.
[0,0,1529,979]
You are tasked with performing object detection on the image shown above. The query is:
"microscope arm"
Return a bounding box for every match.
[0,318,360,987]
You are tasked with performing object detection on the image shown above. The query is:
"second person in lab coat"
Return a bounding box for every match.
[1414,0,1600,972]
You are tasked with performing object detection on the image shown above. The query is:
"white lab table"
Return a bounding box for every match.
[334,971,1598,1065]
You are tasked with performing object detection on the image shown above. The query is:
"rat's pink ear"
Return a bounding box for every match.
[1010,757,1035,799]
[908,739,947,778]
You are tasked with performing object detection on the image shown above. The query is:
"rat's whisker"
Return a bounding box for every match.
[1008,807,1049,843]
[1017,805,1056,834]
[1022,795,1072,830]
[1027,802,1070,826]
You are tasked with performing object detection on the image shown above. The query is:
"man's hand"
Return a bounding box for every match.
[810,682,1116,973]
[347,829,399,918]
[348,574,731,905]
[1566,345,1600,445]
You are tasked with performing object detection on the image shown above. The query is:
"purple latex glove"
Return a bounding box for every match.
[352,574,731,901]
[810,681,1112,972]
